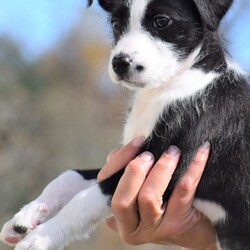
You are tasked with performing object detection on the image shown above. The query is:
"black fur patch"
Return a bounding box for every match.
[143,0,203,58]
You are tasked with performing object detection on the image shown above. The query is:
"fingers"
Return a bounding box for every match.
[97,137,145,181]
[106,148,120,162]
[111,152,155,237]
[166,142,210,219]
[138,146,181,226]
[104,142,211,247]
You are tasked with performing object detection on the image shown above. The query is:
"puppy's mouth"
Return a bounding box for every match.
[116,77,146,89]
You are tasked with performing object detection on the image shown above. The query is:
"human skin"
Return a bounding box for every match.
[98,137,217,250]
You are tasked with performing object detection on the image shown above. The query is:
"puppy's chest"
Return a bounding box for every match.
[122,91,167,145]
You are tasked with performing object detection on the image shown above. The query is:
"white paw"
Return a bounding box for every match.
[0,201,49,246]
[14,224,64,250]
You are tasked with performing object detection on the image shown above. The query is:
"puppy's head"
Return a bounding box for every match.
[88,0,233,90]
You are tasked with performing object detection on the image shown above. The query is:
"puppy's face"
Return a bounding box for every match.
[107,0,204,89]
[88,0,232,90]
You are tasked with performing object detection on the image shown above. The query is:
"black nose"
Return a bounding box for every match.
[112,54,131,78]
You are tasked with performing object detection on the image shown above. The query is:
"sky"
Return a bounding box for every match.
[0,0,90,58]
[0,0,249,70]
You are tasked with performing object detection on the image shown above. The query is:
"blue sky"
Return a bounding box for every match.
[0,0,88,58]
[0,0,249,70]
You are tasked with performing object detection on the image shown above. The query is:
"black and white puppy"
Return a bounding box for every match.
[1,0,250,249]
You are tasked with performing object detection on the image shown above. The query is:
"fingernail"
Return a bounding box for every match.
[166,146,180,156]
[201,141,210,150]
[139,152,154,162]
[132,136,145,148]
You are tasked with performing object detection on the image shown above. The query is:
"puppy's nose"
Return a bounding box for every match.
[112,54,131,78]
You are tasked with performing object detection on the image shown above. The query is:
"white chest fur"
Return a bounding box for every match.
[122,68,219,145]
[122,89,165,144]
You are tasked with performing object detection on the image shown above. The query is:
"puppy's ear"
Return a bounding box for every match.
[87,0,119,12]
[193,0,233,30]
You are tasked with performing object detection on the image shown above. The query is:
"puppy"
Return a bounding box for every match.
[1,0,250,249]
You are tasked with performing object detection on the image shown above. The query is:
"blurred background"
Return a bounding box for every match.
[0,0,249,249]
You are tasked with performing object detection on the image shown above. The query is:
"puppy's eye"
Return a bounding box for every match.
[153,15,172,28]
[111,19,121,33]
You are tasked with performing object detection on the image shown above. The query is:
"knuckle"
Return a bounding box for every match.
[111,198,129,215]
[138,191,156,209]
[125,160,147,177]
[177,177,194,196]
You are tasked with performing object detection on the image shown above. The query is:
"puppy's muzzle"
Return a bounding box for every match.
[112,53,144,80]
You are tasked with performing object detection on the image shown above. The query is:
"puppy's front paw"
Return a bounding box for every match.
[0,201,49,246]
[15,224,64,250]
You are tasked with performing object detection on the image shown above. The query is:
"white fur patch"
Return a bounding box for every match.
[0,170,96,246]
[123,65,219,144]
[130,0,150,29]
[38,170,96,210]
[109,31,181,90]
[193,199,227,224]
[14,184,111,249]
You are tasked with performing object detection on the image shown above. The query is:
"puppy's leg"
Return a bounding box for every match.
[0,169,98,246]
[14,183,110,250]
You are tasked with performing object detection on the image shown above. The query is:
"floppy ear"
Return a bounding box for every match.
[87,0,118,12]
[193,0,233,30]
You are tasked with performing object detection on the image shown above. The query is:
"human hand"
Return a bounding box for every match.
[98,138,217,250]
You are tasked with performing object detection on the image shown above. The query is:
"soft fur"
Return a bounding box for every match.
[1,0,249,249]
